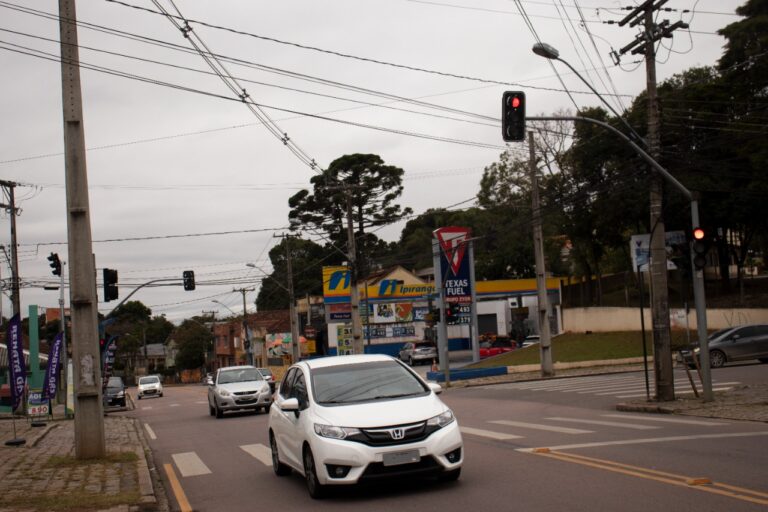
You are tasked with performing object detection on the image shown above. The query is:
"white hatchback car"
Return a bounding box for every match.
[268,354,463,499]
[137,375,163,400]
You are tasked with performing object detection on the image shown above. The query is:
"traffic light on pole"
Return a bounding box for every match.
[691,227,708,271]
[47,252,62,276]
[445,302,455,324]
[502,91,526,142]
[183,270,196,291]
[103,268,118,302]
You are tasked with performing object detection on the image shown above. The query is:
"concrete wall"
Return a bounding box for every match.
[563,307,768,332]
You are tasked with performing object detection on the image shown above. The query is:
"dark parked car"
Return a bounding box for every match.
[104,376,126,408]
[678,324,768,368]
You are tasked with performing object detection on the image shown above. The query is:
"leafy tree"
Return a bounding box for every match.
[288,154,413,274]
[146,315,174,345]
[173,320,210,370]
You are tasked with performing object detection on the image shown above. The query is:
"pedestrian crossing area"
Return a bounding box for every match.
[160,413,734,478]
[487,372,739,399]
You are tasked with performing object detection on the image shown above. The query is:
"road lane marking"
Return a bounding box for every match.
[172,452,212,477]
[460,427,524,440]
[241,444,272,466]
[143,423,157,440]
[614,386,735,399]
[544,417,660,430]
[141,406,153,410]
[169,403,181,407]
[602,414,729,426]
[195,401,208,404]
[490,420,593,434]
[597,382,740,397]
[516,431,768,452]
[163,463,193,512]
[526,449,768,506]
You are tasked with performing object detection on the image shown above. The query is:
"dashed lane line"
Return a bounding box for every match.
[516,431,768,452]
[143,423,157,440]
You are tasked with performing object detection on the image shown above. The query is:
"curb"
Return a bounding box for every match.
[616,402,675,414]
[132,417,159,511]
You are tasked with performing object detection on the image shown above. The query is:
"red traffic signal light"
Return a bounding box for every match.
[502,91,526,142]
[691,228,708,271]
[693,227,705,240]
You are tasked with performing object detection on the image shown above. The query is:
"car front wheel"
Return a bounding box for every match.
[270,433,291,476]
[710,350,726,368]
[215,402,223,419]
[303,447,326,499]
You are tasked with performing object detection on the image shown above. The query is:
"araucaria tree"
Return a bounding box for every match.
[288,154,413,273]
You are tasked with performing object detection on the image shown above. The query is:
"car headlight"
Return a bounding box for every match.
[218,389,231,397]
[262,384,270,393]
[314,424,361,440]
[427,410,455,428]
[117,391,125,398]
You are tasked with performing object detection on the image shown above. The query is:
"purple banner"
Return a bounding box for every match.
[6,314,25,412]
[42,332,63,400]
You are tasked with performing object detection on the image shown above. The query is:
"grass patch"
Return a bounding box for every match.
[5,491,141,511]
[466,330,694,369]
[45,451,138,468]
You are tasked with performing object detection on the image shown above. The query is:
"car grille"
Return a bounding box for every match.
[359,456,441,481]
[234,390,259,396]
[347,421,439,447]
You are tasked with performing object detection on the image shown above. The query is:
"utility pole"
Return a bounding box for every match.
[234,288,255,365]
[201,310,216,371]
[344,191,364,355]
[59,0,105,458]
[529,132,553,377]
[274,234,301,363]
[617,0,688,402]
[0,180,20,317]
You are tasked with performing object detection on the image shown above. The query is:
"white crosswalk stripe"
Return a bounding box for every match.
[544,417,660,430]
[490,420,593,434]
[172,452,212,477]
[240,444,273,466]
[460,427,523,440]
[491,373,739,398]
[602,414,729,426]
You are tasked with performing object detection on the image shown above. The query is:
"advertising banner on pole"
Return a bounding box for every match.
[6,314,25,412]
[42,332,64,400]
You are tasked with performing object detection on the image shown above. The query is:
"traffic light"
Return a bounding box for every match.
[183,270,196,291]
[502,91,526,142]
[103,268,118,302]
[445,303,455,324]
[47,252,62,276]
[691,227,708,271]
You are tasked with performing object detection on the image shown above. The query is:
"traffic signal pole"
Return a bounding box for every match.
[528,115,713,400]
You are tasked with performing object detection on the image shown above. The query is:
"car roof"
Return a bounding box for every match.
[299,354,395,370]
[218,365,257,372]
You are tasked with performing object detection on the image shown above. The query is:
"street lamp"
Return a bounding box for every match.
[531,42,646,147]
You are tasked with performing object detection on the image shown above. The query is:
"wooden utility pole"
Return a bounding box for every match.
[616,0,688,402]
[0,180,20,317]
[274,233,301,362]
[59,0,105,457]
[529,132,553,377]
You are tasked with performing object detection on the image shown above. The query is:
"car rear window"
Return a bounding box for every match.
[311,360,428,405]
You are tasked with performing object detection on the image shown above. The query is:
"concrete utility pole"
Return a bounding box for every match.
[274,234,301,362]
[529,132,554,377]
[615,0,688,402]
[59,0,105,458]
[344,192,364,355]
[0,180,21,317]
[235,287,255,365]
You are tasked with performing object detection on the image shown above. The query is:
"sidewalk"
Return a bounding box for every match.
[0,404,159,512]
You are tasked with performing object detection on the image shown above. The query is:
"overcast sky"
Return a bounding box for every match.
[0,0,740,324]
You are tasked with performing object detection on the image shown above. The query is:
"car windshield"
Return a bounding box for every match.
[312,360,428,405]
[218,368,264,384]
[709,327,736,340]
[414,343,435,351]
[139,376,159,385]
[107,377,123,388]
[258,368,273,377]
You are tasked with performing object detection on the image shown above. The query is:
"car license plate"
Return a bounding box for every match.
[382,450,420,467]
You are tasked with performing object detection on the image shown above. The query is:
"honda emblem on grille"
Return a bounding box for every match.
[390,428,405,440]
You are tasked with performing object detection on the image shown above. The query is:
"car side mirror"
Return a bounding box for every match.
[428,382,443,395]
[281,397,299,411]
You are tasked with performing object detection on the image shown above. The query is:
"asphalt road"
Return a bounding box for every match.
[122,365,768,512]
